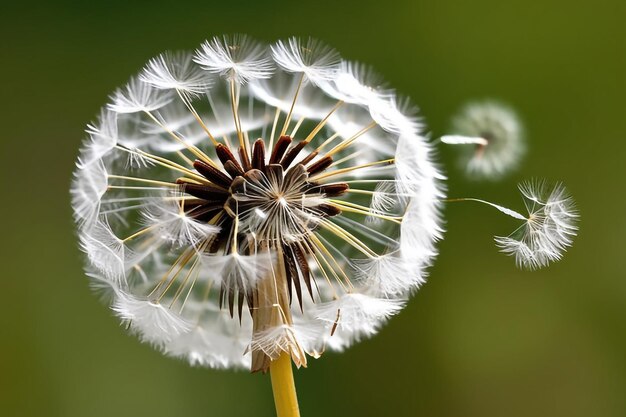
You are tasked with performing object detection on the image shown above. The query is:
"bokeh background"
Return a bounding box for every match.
[2,0,625,416]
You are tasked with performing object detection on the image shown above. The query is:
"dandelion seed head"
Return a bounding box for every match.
[444,101,525,179]
[72,36,444,372]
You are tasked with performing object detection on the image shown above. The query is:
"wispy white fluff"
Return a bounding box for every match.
[399,183,446,276]
[164,306,253,369]
[109,76,174,113]
[290,316,328,358]
[140,51,214,95]
[77,109,118,168]
[141,199,220,248]
[199,251,274,289]
[370,181,399,214]
[86,270,121,303]
[354,253,421,296]
[395,133,435,194]
[370,95,423,135]
[165,324,214,366]
[166,325,247,369]
[400,200,443,261]
[320,60,392,105]
[194,34,274,84]
[364,181,399,224]
[395,133,446,275]
[71,159,108,225]
[251,325,307,365]
[123,146,156,169]
[104,112,152,150]
[271,37,341,84]
[316,293,405,333]
[113,293,192,345]
[495,181,578,270]
[80,220,127,283]
[316,293,405,351]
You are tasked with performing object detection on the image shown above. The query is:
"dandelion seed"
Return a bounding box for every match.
[442,101,525,179]
[315,293,406,350]
[113,292,193,345]
[271,37,341,84]
[353,252,420,296]
[495,180,578,270]
[194,34,274,84]
[140,51,214,95]
[141,197,221,248]
[77,109,119,168]
[71,158,108,225]
[109,76,174,113]
[320,61,392,104]
[445,180,578,270]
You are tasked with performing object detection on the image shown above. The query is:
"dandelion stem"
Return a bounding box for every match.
[270,352,301,417]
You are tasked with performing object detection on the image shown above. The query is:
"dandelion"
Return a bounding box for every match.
[446,180,578,270]
[441,101,525,179]
[72,35,444,416]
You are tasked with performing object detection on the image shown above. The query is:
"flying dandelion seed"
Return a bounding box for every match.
[446,180,578,270]
[441,101,525,179]
[71,35,445,382]
[494,180,578,270]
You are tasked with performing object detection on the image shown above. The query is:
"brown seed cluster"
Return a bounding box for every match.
[175,135,349,322]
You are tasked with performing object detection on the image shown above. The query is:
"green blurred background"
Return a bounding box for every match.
[2,0,625,416]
